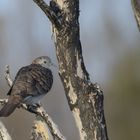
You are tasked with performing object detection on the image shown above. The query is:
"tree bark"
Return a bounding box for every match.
[31,120,50,140]
[0,122,12,140]
[131,0,140,30]
[33,0,108,139]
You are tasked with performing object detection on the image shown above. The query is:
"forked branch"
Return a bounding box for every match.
[32,0,109,139]
[33,0,61,28]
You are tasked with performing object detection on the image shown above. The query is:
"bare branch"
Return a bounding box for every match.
[21,105,66,140]
[0,122,12,140]
[0,99,8,105]
[31,120,50,140]
[35,107,66,140]
[33,0,61,28]
[5,65,13,87]
[0,99,66,140]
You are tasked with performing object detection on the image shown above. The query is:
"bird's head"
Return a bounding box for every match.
[32,56,54,68]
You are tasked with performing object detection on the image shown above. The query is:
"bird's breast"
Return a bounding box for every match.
[23,94,45,105]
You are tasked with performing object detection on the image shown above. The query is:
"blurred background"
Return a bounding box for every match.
[0,0,139,140]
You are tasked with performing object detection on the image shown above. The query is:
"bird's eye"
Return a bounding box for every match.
[44,61,47,64]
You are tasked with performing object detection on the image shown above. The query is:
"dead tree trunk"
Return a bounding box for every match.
[33,0,108,139]
[131,0,140,31]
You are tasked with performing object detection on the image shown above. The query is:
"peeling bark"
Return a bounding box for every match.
[33,0,108,139]
[31,120,50,140]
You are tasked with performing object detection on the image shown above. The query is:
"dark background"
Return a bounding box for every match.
[0,0,140,140]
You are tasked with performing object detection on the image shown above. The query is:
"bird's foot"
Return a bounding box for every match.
[35,102,42,108]
[27,104,39,114]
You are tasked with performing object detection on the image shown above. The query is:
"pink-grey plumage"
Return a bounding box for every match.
[0,56,53,117]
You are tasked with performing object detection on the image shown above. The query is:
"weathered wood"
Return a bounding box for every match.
[31,120,50,140]
[33,0,108,139]
[33,0,61,28]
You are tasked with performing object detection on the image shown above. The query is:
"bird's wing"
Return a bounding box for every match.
[7,64,53,98]
[30,65,53,96]
[7,66,31,96]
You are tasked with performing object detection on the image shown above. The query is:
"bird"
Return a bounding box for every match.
[0,56,54,117]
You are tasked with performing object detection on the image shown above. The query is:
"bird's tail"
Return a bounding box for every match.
[0,96,21,117]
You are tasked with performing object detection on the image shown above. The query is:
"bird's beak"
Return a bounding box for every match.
[51,62,57,68]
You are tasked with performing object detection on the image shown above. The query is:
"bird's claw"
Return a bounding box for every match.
[27,105,39,114]
[35,102,41,108]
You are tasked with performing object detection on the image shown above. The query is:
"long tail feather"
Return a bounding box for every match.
[0,96,21,117]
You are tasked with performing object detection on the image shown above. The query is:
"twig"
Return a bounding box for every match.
[33,0,61,28]
[0,121,12,140]
[5,65,13,87]
[0,99,8,105]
